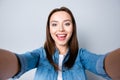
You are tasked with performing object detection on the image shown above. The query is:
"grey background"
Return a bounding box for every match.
[0,0,120,80]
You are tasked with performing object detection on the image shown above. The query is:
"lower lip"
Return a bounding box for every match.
[57,36,66,41]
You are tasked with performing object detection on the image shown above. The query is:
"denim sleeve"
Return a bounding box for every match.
[80,48,111,80]
[12,48,41,79]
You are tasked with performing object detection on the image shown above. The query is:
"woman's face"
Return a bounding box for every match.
[49,11,73,48]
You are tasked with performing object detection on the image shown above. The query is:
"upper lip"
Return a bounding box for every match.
[56,33,67,37]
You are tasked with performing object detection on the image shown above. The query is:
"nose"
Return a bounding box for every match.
[59,24,64,32]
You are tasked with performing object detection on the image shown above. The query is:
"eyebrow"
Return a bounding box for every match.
[50,19,72,23]
[50,21,58,23]
[64,19,72,22]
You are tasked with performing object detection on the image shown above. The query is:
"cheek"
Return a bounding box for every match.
[67,27,73,35]
[50,30,55,37]
[50,28,56,39]
[50,27,56,33]
[50,27,53,34]
[68,32,73,39]
[67,28,73,38]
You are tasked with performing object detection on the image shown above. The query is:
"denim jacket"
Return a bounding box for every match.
[13,47,111,80]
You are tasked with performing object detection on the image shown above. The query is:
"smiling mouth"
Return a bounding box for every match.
[56,34,67,41]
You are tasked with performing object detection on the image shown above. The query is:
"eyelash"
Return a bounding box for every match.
[65,23,70,26]
[51,23,57,26]
[51,22,71,27]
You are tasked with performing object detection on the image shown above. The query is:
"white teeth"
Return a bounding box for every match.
[56,34,67,40]
[57,34,66,37]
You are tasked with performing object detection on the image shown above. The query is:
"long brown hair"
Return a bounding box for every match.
[44,7,79,70]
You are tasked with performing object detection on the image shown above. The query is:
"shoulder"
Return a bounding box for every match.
[78,48,100,59]
[31,47,46,57]
[78,48,89,55]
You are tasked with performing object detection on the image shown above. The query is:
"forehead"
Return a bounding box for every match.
[50,11,72,21]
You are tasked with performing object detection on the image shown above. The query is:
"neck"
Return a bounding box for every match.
[56,45,68,55]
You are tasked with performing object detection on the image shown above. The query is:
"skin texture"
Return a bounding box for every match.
[0,49,20,80]
[50,11,73,54]
[105,48,120,80]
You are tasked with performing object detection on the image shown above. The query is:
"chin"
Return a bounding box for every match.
[58,42,68,46]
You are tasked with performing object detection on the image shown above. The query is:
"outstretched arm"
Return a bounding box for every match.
[0,49,20,80]
[105,48,120,80]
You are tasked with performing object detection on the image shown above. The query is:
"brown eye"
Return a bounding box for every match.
[65,22,70,26]
[52,23,57,27]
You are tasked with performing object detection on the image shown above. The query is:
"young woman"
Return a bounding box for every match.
[0,7,120,80]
